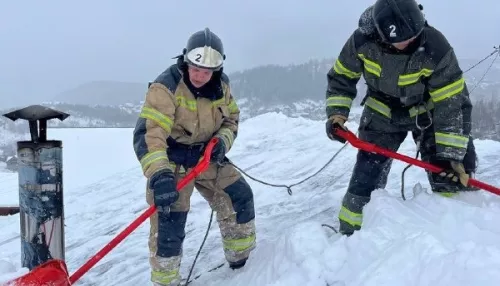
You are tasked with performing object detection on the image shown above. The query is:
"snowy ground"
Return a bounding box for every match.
[1,111,500,286]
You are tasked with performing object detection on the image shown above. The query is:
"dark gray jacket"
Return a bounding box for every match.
[326,13,472,161]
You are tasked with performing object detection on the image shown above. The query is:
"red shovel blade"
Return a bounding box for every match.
[5,259,71,286]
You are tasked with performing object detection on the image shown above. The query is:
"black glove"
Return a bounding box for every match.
[210,136,227,164]
[149,170,179,212]
[326,115,348,143]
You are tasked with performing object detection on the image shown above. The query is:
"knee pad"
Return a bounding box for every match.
[224,177,255,224]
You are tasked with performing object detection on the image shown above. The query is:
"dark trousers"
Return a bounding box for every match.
[338,107,477,235]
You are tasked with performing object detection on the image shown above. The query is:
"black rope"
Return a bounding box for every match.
[181,142,351,283]
[401,150,421,200]
[184,210,215,286]
[228,142,350,195]
[401,103,432,200]
[468,50,499,94]
[463,47,499,73]
[321,224,339,233]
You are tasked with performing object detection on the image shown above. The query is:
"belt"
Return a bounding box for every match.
[166,137,207,169]
[167,137,206,151]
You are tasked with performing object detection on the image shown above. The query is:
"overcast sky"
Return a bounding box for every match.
[1,0,499,107]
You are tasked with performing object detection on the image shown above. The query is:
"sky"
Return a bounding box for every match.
[1,0,499,107]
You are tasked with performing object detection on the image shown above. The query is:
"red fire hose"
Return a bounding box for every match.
[7,137,218,286]
[334,127,500,196]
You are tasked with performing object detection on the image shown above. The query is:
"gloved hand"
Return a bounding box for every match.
[325,115,348,143]
[210,136,227,164]
[437,161,470,187]
[149,169,179,212]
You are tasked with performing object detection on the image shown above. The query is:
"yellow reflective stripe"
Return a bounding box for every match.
[227,100,239,113]
[430,77,465,102]
[435,132,469,149]
[168,161,185,174]
[139,107,173,133]
[140,151,170,172]
[223,234,256,252]
[365,96,391,118]
[326,96,353,108]
[438,192,457,198]
[409,100,434,117]
[211,98,225,106]
[357,54,381,77]
[398,69,433,86]
[218,128,235,148]
[364,97,436,118]
[333,59,362,79]
[338,206,362,227]
[176,96,197,111]
[151,269,180,285]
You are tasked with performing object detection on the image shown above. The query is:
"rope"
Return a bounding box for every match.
[468,49,499,94]
[400,103,433,200]
[463,46,499,73]
[184,210,215,285]
[182,141,351,284]
[321,224,339,233]
[228,142,350,195]
[400,149,421,201]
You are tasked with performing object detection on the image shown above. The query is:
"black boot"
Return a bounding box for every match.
[229,258,247,270]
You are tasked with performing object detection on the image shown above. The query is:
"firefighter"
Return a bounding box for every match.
[325,0,477,236]
[133,28,256,286]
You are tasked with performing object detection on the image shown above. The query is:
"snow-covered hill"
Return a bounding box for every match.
[1,112,500,285]
[39,55,500,123]
[1,55,498,158]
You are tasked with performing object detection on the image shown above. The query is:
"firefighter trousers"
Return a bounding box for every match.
[338,106,477,235]
[146,161,256,285]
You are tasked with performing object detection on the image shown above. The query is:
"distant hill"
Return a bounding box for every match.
[48,57,500,109]
[1,56,498,162]
[51,81,146,105]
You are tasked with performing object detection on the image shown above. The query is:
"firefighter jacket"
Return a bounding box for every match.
[133,59,240,179]
[326,25,473,162]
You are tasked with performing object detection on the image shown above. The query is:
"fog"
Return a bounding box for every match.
[1,0,499,107]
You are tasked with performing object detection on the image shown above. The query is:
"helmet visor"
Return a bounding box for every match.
[185,46,224,70]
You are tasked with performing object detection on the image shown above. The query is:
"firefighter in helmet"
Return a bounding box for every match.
[133,28,256,286]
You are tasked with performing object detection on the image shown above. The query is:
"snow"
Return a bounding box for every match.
[292,99,322,110]
[1,112,500,285]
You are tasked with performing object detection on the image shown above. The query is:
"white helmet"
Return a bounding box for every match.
[183,28,225,71]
